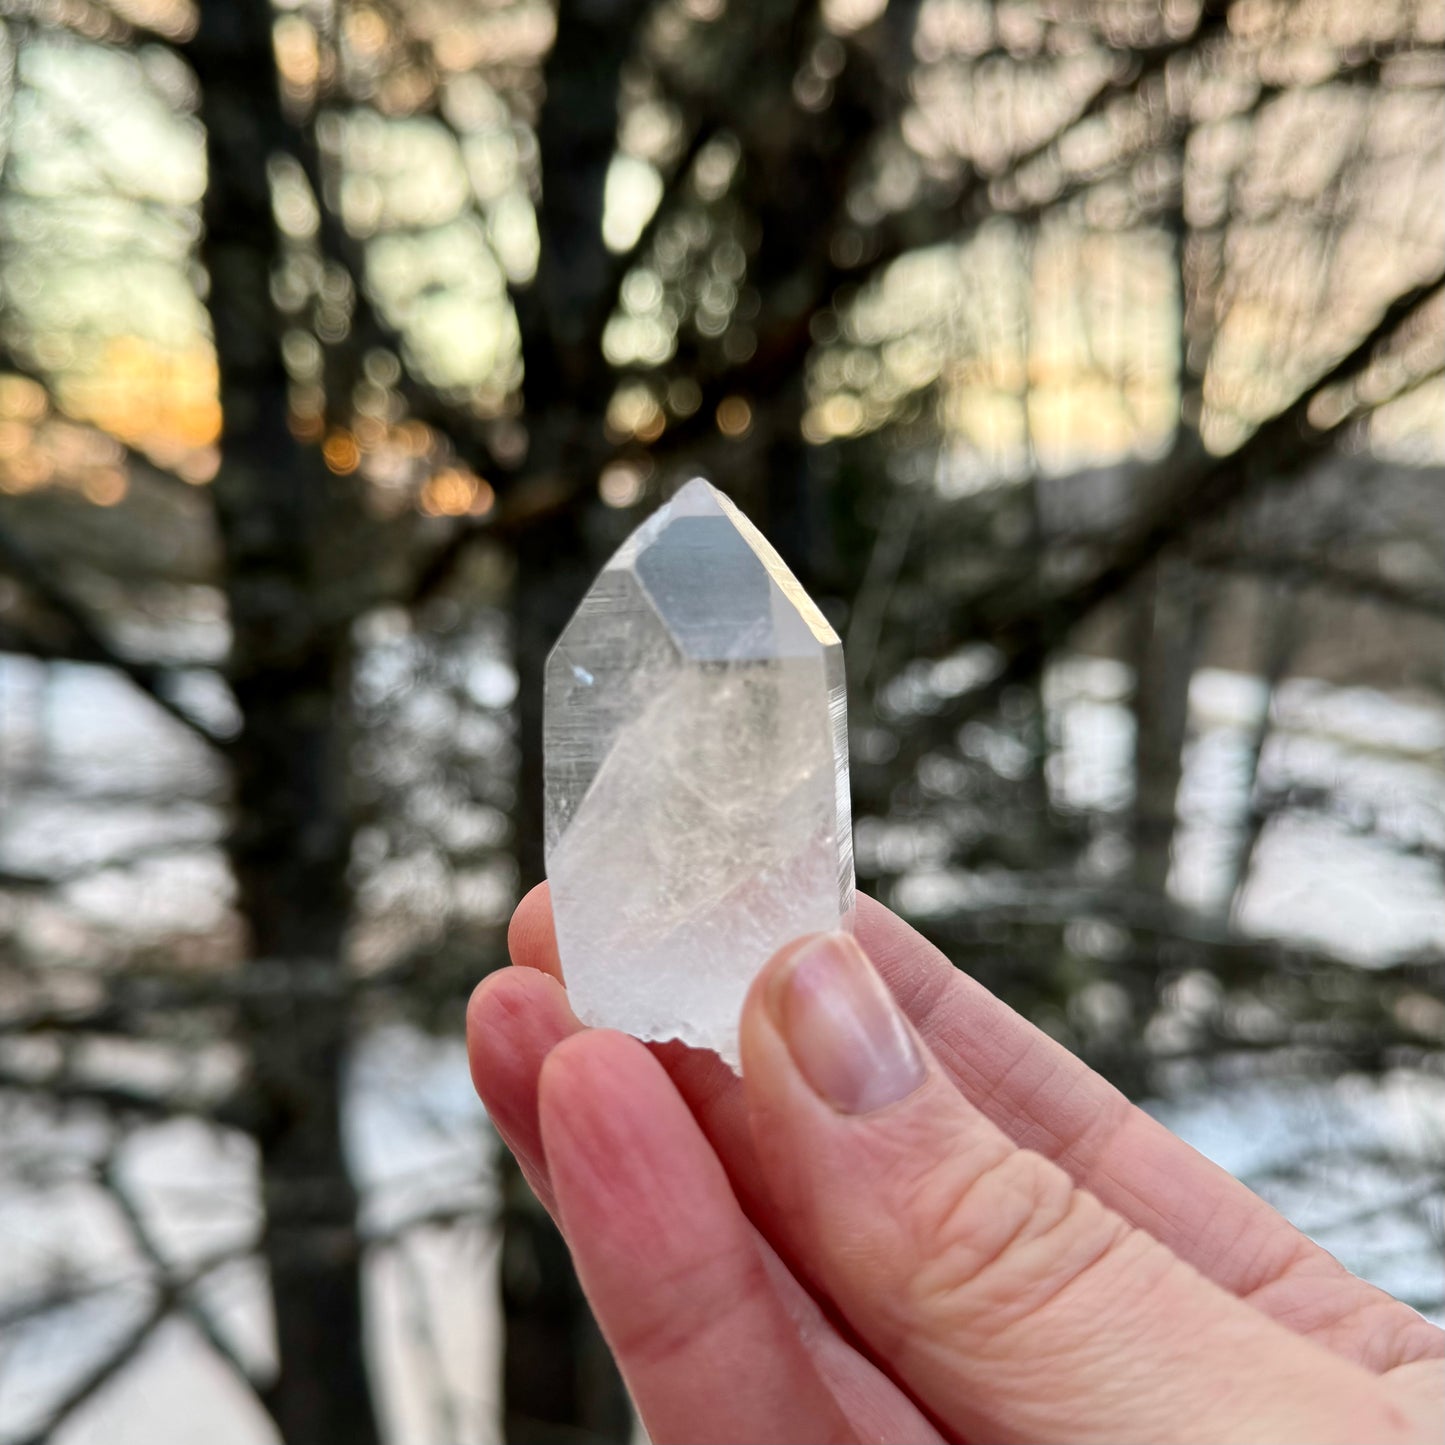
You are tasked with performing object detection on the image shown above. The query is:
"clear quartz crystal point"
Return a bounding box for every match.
[543,477,854,1069]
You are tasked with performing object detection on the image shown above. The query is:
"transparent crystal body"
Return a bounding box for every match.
[543,478,854,1068]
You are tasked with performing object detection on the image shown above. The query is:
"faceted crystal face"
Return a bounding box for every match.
[544,478,854,1068]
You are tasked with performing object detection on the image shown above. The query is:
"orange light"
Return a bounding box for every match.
[0,421,32,457]
[396,420,434,457]
[61,337,221,453]
[83,470,128,507]
[323,430,361,474]
[0,376,48,421]
[274,15,320,92]
[420,467,482,516]
[4,453,52,491]
[344,8,388,56]
[469,478,496,516]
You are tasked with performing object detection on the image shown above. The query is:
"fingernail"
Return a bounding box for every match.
[769,933,926,1114]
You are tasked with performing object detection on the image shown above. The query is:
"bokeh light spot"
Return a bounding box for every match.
[715,395,752,438]
[324,430,362,474]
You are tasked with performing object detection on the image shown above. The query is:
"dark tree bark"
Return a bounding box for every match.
[1222,582,1301,917]
[1128,563,1207,899]
[493,1,654,1436]
[187,5,379,1442]
[501,512,631,1445]
[525,0,652,420]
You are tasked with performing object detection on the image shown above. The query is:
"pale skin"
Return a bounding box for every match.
[468,886,1445,1445]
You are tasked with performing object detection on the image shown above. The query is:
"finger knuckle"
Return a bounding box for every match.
[902,1144,1132,1340]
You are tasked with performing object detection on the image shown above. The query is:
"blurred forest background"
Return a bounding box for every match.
[0,0,1442,1440]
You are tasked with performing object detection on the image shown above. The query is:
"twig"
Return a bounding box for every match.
[0,936,506,1041]
[101,1158,261,1396]
[847,493,921,688]
[901,273,1445,736]
[1192,547,1445,622]
[0,523,228,750]
[401,2,1222,602]
[364,1195,494,1248]
[0,1065,246,1128]
[0,838,226,897]
[2,1242,253,1445]
[5,1298,168,1444]
[915,880,1445,982]
[588,115,724,360]
[1221,581,1302,917]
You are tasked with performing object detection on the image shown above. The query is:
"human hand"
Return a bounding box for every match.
[468,887,1445,1444]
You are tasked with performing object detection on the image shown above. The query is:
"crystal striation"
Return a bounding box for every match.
[543,478,854,1068]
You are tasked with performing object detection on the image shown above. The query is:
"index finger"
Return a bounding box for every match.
[509,882,1442,1374]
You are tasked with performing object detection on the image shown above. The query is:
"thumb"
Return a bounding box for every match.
[739,931,1424,1445]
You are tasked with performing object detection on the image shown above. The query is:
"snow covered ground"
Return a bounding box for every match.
[0,650,1441,1442]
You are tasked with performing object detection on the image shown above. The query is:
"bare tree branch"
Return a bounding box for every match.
[291,116,512,483]
[666,0,1418,456]
[410,0,1235,584]
[10,1304,161,1443]
[363,1197,493,1247]
[102,1156,264,1399]
[6,1241,254,1445]
[906,274,1445,727]
[1193,547,1445,622]
[0,620,119,672]
[0,1064,247,1128]
[1221,583,1302,916]
[0,523,229,749]
[0,839,224,898]
[0,935,502,1043]
[1254,782,1445,867]
[590,118,723,350]
[919,884,1445,1001]
[0,1241,247,1335]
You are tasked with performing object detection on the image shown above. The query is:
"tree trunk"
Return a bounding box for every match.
[1128,558,1205,900]
[492,0,651,1432]
[189,5,379,1442]
[1128,186,1209,901]
[1223,582,1300,918]
[501,512,632,1445]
